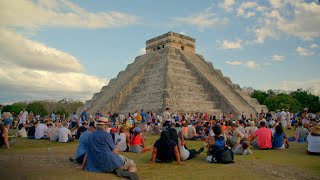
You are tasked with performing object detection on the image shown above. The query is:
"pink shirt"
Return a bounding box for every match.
[254,127,272,149]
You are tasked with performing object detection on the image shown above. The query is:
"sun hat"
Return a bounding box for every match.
[96,117,109,125]
[310,125,320,135]
[133,127,141,133]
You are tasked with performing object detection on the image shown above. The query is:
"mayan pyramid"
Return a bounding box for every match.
[82,32,268,116]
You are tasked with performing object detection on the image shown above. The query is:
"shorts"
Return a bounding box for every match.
[118,155,136,170]
[129,145,142,153]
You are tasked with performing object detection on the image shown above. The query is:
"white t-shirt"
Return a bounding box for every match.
[179,139,190,160]
[48,127,59,141]
[114,133,127,152]
[307,134,320,153]
[163,111,170,121]
[35,123,48,139]
[20,111,28,124]
[58,127,71,142]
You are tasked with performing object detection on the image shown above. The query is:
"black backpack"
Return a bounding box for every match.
[213,147,234,164]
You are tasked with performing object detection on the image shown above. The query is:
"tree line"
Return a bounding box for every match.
[251,89,320,113]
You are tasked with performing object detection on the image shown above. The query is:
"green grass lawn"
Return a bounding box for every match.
[0,129,319,180]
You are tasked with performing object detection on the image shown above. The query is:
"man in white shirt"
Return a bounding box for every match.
[280,109,288,128]
[162,107,171,128]
[59,122,74,143]
[19,108,28,125]
[35,121,48,139]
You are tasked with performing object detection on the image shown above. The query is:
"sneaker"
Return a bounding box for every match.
[197,147,205,154]
[69,157,74,162]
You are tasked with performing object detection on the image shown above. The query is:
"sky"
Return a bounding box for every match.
[0,0,319,104]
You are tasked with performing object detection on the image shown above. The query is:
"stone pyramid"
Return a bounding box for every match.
[82,32,267,116]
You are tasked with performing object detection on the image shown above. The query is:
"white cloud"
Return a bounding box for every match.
[245,60,259,69]
[281,79,320,96]
[139,48,146,54]
[225,60,260,69]
[171,11,228,30]
[0,0,139,31]
[236,2,266,18]
[0,28,108,103]
[220,40,242,49]
[271,54,285,61]
[219,0,235,12]
[225,61,242,65]
[296,47,314,56]
[263,62,272,66]
[252,1,320,43]
[310,43,319,48]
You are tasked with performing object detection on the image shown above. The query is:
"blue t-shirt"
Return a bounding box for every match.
[272,132,286,148]
[86,130,124,172]
[141,112,147,123]
[75,130,91,159]
[81,111,88,122]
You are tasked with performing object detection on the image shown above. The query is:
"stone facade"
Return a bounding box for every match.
[80,32,267,116]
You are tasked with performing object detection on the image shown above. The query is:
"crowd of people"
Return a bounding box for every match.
[1,107,320,179]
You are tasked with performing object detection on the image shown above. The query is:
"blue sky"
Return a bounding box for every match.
[0,0,319,104]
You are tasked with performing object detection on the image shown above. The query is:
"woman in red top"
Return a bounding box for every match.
[129,127,152,153]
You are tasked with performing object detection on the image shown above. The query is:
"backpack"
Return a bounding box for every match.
[214,147,234,164]
[214,136,225,150]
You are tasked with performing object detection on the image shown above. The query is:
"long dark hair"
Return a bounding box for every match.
[275,125,283,135]
[159,130,171,147]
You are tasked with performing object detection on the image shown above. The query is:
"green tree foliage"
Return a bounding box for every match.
[290,89,320,113]
[2,103,26,116]
[26,102,47,116]
[264,93,302,112]
[251,90,268,104]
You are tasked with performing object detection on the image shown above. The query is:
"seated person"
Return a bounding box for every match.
[58,122,74,143]
[288,122,309,142]
[0,123,10,149]
[181,123,189,139]
[76,122,88,139]
[272,125,289,149]
[129,127,151,153]
[178,133,204,161]
[74,121,96,164]
[80,119,138,179]
[233,140,252,155]
[114,125,129,152]
[250,121,272,150]
[150,131,183,165]
[206,125,226,162]
[307,125,320,155]
[48,121,60,141]
[35,121,48,139]
[16,123,27,137]
[187,123,200,140]
[152,122,161,135]
[27,121,38,139]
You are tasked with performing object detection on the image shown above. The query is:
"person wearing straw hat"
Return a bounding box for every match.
[306,125,320,155]
[80,117,138,179]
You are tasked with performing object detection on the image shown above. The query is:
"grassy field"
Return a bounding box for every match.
[0,129,319,180]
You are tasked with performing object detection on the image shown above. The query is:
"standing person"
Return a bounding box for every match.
[71,112,78,128]
[286,109,291,129]
[80,118,138,180]
[280,109,287,128]
[51,112,56,121]
[81,108,88,123]
[250,121,272,150]
[19,108,28,125]
[163,108,171,128]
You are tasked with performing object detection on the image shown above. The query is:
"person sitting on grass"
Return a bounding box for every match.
[150,130,184,165]
[272,125,289,149]
[206,124,226,162]
[0,123,10,149]
[80,118,138,180]
[306,125,320,155]
[35,120,49,139]
[27,121,38,139]
[288,122,309,143]
[250,121,272,150]
[74,121,96,164]
[16,123,27,137]
[114,125,130,152]
[233,140,252,155]
[76,122,88,139]
[48,121,60,141]
[129,127,151,153]
[178,132,204,161]
[58,122,74,143]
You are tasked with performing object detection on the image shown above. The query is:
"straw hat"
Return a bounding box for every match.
[96,117,109,125]
[310,125,320,135]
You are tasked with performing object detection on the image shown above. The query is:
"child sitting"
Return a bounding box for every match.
[233,139,252,155]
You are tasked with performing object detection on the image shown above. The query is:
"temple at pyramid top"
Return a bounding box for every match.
[79,32,268,116]
[146,32,196,53]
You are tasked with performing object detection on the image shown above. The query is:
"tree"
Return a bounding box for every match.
[2,103,27,116]
[26,102,47,116]
[250,90,268,105]
[264,93,302,112]
[290,89,320,113]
